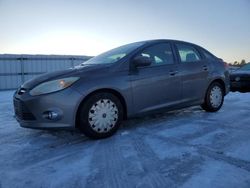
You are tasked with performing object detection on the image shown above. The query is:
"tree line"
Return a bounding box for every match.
[229,59,248,67]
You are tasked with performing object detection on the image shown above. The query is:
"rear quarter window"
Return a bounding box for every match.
[200,48,217,61]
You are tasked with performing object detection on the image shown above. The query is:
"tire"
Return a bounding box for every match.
[78,92,124,139]
[201,82,224,112]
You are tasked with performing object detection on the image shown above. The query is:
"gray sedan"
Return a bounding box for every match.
[13,39,230,139]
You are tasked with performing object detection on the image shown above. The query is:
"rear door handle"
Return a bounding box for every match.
[169,71,178,76]
[203,65,208,71]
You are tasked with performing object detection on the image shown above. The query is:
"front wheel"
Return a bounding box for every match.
[201,82,224,112]
[78,92,124,139]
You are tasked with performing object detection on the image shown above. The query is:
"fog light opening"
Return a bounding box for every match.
[43,111,60,120]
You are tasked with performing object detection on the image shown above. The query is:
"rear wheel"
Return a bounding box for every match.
[201,82,224,112]
[78,92,123,139]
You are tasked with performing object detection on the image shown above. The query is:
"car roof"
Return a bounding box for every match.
[140,39,202,48]
[143,39,194,44]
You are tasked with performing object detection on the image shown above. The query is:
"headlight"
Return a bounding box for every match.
[30,77,80,96]
[235,77,240,82]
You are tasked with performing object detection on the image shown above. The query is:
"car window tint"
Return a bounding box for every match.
[141,53,150,58]
[138,43,174,65]
[176,44,201,63]
[239,63,250,70]
[200,48,217,61]
[81,41,145,65]
[109,53,126,61]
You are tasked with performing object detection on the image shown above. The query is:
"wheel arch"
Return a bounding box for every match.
[75,88,128,128]
[208,79,226,95]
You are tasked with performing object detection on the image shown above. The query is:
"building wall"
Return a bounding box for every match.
[0,54,91,90]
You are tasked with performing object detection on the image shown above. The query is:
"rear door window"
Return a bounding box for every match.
[176,43,201,63]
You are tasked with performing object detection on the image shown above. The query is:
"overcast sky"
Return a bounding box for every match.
[0,0,249,63]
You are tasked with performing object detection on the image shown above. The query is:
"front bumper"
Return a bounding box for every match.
[230,81,250,92]
[13,87,84,129]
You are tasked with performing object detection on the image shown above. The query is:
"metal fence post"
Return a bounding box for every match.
[70,57,74,67]
[17,57,24,84]
[18,57,28,84]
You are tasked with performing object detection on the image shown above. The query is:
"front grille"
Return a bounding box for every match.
[13,98,36,120]
[240,77,250,81]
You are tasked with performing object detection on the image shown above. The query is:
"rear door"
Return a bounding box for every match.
[129,42,181,114]
[174,42,209,102]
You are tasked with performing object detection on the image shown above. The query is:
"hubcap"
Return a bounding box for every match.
[210,86,223,108]
[88,99,118,133]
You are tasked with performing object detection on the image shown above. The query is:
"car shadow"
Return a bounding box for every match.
[122,105,203,130]
[23,105,204,147]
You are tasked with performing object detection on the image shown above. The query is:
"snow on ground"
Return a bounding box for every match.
[0,91,250,188]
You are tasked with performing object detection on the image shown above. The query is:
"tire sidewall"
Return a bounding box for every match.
[205,82,224,112]
[79,92,123,139]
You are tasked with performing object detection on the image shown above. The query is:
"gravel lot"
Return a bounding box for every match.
[1,91,250,188]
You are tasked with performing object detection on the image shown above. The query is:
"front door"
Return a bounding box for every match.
[129,42,181,114]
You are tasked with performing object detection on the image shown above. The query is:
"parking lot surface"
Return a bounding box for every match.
[0,91,250,188]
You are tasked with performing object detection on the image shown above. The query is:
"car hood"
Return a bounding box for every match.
[230,70,250,76]
[22,64,112,89]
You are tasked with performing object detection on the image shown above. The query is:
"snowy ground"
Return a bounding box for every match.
[0,91,250,188]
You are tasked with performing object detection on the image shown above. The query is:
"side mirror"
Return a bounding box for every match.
[132,56,152,67]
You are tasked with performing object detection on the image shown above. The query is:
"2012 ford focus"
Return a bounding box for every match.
[13,39,230,139]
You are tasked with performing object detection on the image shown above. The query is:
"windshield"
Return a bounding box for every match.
[239,63,250,71]
[80,42,145,65]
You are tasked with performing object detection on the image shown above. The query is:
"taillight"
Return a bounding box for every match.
[219,58,229,70]
[223,62,229,69]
